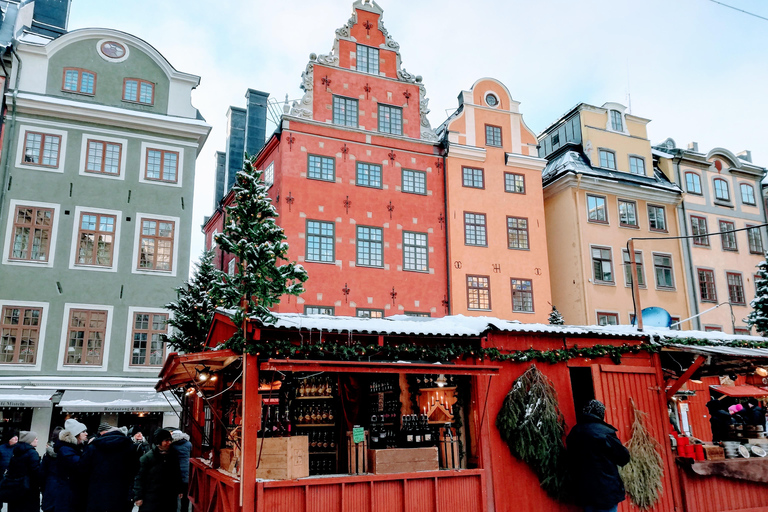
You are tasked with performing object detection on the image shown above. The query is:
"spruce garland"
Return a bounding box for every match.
[496,365,568,499]
[619,399,664,510]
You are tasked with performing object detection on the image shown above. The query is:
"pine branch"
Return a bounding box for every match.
[619,398,664,510]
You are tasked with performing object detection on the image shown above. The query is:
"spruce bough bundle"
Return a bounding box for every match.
[496,365,568,499]
[619,398,664,510]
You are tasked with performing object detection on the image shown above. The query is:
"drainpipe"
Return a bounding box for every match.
[0,46,21,227]
[674,153,700,330]
[441,142,451,316]
[573,173,590,324]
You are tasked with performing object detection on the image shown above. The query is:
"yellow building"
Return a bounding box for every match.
[539,102,691,326]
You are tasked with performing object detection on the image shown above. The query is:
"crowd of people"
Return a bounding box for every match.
[0,420,192,512]
[707,396,766,442]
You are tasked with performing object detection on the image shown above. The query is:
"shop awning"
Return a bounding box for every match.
[710,385,768,398]
[260,359,501,375]
[156,349,240,391]
[58,390,177,413]
[0,389,54,408]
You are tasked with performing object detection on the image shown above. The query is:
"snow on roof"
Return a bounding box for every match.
[651,148,675,159]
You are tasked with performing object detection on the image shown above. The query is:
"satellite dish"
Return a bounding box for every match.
[632,307,672,328]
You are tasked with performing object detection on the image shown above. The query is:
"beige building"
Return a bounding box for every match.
[538,102,691,327]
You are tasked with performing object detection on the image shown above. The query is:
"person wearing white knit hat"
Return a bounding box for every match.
[54,420,87,512]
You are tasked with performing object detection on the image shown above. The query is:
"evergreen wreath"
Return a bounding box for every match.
[619,398,664,510]
[496,365,568,499]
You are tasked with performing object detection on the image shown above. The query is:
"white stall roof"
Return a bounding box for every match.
[58,390,176,413]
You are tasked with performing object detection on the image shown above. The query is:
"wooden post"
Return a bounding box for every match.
[628,240,643,331]
[240,353,260,510]
[666,355,706,400]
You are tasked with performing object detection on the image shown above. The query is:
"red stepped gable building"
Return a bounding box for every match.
[204,0,446,317]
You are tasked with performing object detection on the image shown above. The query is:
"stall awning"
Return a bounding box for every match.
[58,390,176,413]
[0,389,54,408]
[156,349,240,391]
[710,385,768,398]
[260,359,501,375]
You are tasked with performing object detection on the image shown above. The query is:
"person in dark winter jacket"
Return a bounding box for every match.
[170,430,192,512]
[743,398,765,426]
[566,400,630,512]
[0,429,19,477]
[133,429,183,512]
[706,399,733,442]
[55,419,88,512]
[5,431,42,512]
[129,428,151,458]
[40,427,63,512]
[80,426,139,512]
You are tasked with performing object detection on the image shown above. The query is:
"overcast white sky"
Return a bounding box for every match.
[68,0,768,275]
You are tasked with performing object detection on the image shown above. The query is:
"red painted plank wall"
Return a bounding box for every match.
[678,467,768,512]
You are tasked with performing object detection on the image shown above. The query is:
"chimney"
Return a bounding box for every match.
[31,0,71,39]
[737,150,752,163]
[688,142,699,153]
[224,107,246,192]
[244,89,269,158]
[213,151,226,208]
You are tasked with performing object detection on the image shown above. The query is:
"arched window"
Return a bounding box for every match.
[610,110,623,132]
[685,172,701,194]
[713,178,730,202]
[740,183,756,205]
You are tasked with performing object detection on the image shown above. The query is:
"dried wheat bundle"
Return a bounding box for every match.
[619,398,664,509]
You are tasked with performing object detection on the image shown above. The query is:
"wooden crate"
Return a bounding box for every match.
[369,447,439,475]
[703,445,725,461]
[347,431,369,474]
[255,436,309,480]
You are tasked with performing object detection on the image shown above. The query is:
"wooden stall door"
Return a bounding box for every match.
[593,365,681,512]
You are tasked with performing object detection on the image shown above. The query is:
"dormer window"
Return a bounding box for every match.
[356,45,379,75]
[610,110,623,131]
[599,149,616,170]
[713,178,730,202]
[63,68,95,95]
[123,78,154,105]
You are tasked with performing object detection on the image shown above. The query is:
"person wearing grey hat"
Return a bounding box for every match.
[5,431,41,512]
[566,400,630,512]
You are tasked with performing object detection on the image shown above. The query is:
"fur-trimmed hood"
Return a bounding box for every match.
[46,443,57,458]
[171,430,190,443]
[59,430,79,445]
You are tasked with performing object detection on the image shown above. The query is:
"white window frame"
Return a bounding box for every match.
[131,212,181,277]
[264,162,274,188]
[16,125,68,173]
[228,258,236,276]
[123,306,170,372]
[138,141,184,188]
[57,303,113,372]
[68,206,122,273]
[78,133,128,180]
[0,300,48,371]
[210,229,218,251]
[2,199,61,268]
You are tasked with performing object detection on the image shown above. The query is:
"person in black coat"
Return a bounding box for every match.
[40,427,63,512]
[743,398,765,426]
[0,430,19,477]
[55,419,88,512]
[133,429,183,512]
[80,426,139,512]
[170,430,192,512]
[566,400,630,512]
[706,399,733,442]
[5,431,42,512]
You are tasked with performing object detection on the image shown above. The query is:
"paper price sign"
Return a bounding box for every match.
[353,426,365,444]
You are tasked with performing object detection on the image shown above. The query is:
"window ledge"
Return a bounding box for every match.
[619,224,640,229]
[587,220,610,225]
[713,200,733,208]
[592,281,616,287]
[305,260,337,265]
[655,287,677,292]
[512,310,536,314]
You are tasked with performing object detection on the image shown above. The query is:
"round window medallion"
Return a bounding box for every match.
[101,41,126,59]
[485,93,499,107]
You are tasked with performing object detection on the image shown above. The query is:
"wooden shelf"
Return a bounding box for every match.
[295,395,334,400]
[309,451,337,455]
[296,424,336,428]
[369,389,397,394]
[429,420,454,425]
[418,387,457,392]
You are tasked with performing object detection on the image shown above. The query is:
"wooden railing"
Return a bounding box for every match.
[190,458,242,512]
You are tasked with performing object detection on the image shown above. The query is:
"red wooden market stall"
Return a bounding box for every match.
[156,313,768,512]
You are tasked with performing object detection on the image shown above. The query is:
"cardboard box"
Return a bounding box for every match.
[368,447,439,475]
[255,436,309,480]
[703,445,725,461]
[347,430,369,474]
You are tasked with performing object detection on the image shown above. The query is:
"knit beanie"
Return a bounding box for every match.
[153,428,172,444]
[97,422,113,433]
[19,431,37,444]
[64,418,87,437]
[583,399,606,420]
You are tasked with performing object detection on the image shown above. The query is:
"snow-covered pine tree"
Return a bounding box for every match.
[211,155,308,353]
[164,250,217,353]
[548,305,564,325]
[747,253,768,335]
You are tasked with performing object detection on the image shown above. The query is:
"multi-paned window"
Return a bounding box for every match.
[263,162,274,188]
[76,213,115,267]
[734,328,751,335]
[65,309,107,365]
[704,326,722,332]
[727,272,745,305]
[130,312,167,366]
[748,225,764,254]
[697,268,717,302]
[402,169,426,195]
[404,312,430,317]
[713,178,730,202]
[145,149,178,183]
[403,231,427,272]
[227,258,236,276]
[62,68,95,95]
[333,96,358,127]
[587,194,608,223]
[629,156,645,175]
[591,246,614,283]
[504,173,525,194]
[356,45,379,75]
[740,183,756,205]
[648,205,667,232]
[9,206,54,262]
[622,250,645,287]
[719,220,737,251]
[462,167,484,189]
[653,253,674,289]
[467,275,491,310]
[510,278,533,312]
[23,132,61,167]
[618,200,638,227]
[123,78,154,105]
[464,212,487,246]
[610,110,623,131]
[378,104,402,135]
[305,306,334,316]
[356,226,383,267]
[308,155,335,182]
[685,172,702,194]
[599,149,616,170]
[690,216,709,246]
[597,312,619,326]
[138,219,175,271]
[0,306,41,364]
[86,140,122,175]
[507,217,529,250]
[356,309,384,318]
[306,220,334,263]
[485,125,502,147]
[356,162,382,188]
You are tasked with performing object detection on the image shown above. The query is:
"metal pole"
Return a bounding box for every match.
[628,240,643,331]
